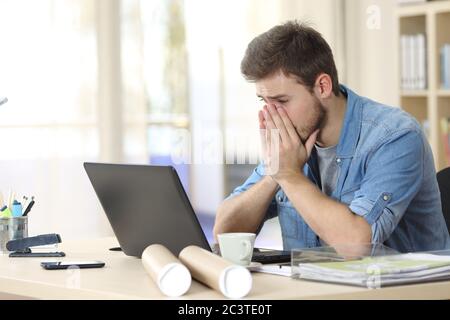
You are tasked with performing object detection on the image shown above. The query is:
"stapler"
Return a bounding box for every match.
[6,233,66,257]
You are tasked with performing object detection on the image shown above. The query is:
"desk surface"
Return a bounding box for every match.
[1,237,449,300]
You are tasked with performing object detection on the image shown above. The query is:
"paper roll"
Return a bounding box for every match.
[142,244,192,297]
[179,245,252,299]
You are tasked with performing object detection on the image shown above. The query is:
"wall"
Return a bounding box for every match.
[345,0,399,106]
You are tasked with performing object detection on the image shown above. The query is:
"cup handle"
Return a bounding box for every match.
[239,240,252,261]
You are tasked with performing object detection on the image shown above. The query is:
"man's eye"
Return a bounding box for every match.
[278,100,288,104]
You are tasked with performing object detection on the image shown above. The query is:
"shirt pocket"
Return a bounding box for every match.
[277,201,300,239]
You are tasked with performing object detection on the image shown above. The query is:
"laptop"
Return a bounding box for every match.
[84,162,290,263]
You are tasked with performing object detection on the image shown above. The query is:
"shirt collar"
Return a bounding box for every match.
[336,85,362,158]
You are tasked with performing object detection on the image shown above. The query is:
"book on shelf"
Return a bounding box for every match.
[422,119,430,140]
[400,34,427,91]
[441,44,450,90]
[397,0,429,4]
[440,117,450,166]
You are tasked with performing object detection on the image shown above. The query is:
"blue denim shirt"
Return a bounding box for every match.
[228,85,450,253]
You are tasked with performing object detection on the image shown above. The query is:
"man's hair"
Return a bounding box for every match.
[241,20,340,96]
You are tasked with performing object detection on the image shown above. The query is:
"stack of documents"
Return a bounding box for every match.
[248,263,292,277]
[296,253,450,288]
[440,118,450,166]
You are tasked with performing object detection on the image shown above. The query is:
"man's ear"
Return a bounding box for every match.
[314,74,333,99]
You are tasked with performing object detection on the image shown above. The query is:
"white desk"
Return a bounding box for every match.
[1,237,449,300]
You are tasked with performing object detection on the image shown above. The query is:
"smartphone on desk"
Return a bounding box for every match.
[41,261,105,270]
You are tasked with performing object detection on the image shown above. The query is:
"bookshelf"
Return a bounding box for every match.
[397,0,450,171]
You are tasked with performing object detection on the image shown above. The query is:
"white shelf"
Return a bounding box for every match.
[397,0,450,170]
[438,89,450,97]
[398,0,450,16]
[401,90,429,97]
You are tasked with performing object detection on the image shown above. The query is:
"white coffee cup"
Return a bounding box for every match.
[218,233,256,266]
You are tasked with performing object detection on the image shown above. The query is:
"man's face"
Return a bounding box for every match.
[256,71,325,142]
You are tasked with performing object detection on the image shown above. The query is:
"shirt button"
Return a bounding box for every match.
[383,195,390,201]
[278,196,283,202]
[336,158,342,164]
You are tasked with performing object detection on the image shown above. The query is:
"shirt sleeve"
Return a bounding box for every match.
[349,129,424,244]
[226,163,278,229]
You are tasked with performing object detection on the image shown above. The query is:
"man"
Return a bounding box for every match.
[213,21,450,253]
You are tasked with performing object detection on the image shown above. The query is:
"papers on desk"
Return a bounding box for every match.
[296,253,450,288]
[248,263,292,277]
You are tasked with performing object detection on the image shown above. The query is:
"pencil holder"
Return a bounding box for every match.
[0,216,28,254]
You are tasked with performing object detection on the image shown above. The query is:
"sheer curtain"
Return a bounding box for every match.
[121,0,190,189]
[0,0,192,240]
[0,0,112,239]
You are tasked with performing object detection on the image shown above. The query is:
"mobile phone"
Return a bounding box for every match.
[40,261,105,270]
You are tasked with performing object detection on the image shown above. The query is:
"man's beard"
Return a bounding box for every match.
[297,97,326,143]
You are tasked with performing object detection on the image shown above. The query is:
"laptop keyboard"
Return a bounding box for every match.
[211,244,291,264]
[251,249,291,264]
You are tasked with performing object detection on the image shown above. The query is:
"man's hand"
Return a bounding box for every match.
[259,104,319,183]
[257,104,371,247]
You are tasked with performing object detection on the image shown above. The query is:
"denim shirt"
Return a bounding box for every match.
[228,85,450,253]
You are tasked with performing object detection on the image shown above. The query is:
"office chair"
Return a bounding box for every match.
[437,167,450,232]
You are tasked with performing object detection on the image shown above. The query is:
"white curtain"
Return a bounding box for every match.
[0,0,112,239]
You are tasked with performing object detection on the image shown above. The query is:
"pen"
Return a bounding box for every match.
[12,200,23,217]
[22,196,29,213]
[0,191,4,208]
[1,205,12,218]
[23,197,35,216]
[7,189,13,209]
[7,190,16,210]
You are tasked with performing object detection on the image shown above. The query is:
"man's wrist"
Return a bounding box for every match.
[263,175,279,189]
[276,171,307,188]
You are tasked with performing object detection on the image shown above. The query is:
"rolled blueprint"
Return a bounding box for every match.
[142,244,192,297]
[179,245,252,299]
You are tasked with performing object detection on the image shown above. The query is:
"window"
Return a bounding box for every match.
[121,0,190,191]
[0,0,106,238]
